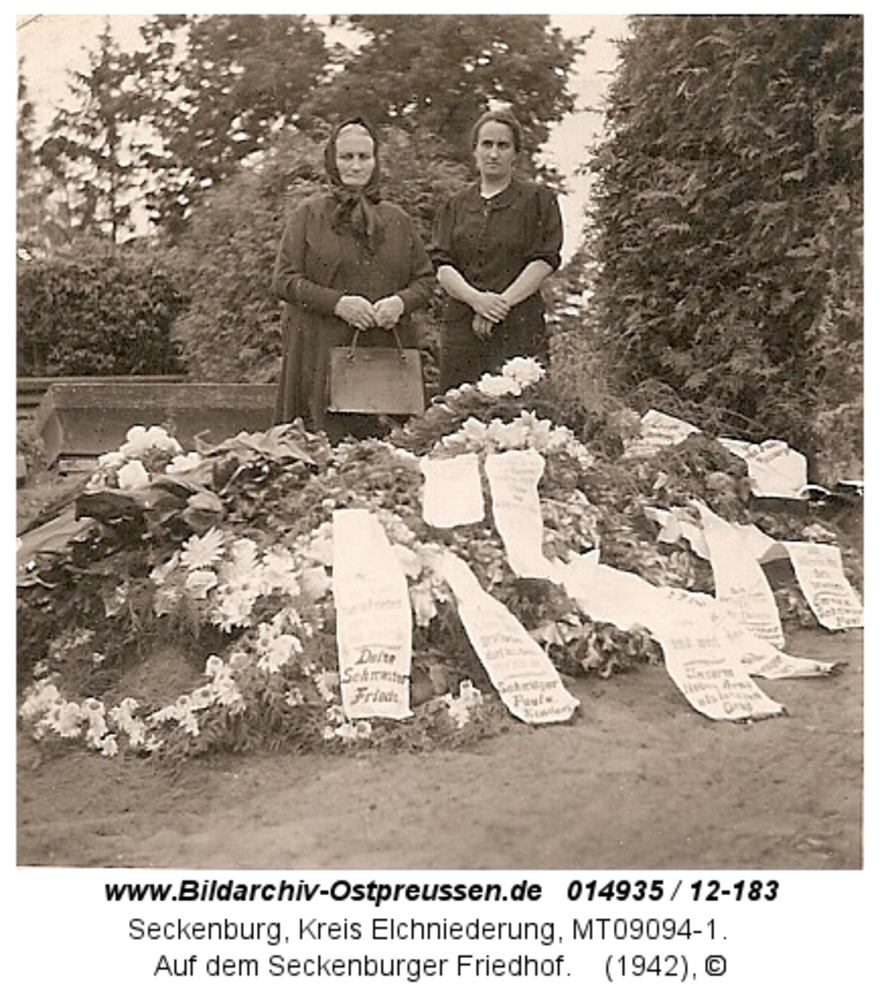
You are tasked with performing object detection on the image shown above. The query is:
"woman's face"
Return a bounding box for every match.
[473,120,517,184]
[334,126,376,188]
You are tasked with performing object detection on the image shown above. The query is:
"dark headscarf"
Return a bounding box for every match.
[323,116,384,253]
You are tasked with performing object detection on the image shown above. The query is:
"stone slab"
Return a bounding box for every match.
[35,381,277,465]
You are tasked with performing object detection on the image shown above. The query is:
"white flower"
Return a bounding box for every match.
[47,701,84,738]
[189,684,215,710]
[212,676,244,710]
[210,584,259,631]
[254,623,299,673]
[501,356,545,387]
[299,565,330,600]
[184,569,218,599]
[109,699,147,748]
[222,537,260,582]
[259,547,299,596]
[19,681,62,722]
[88,450,127,488]
[180,527,226,569]
[444,679,484,729]
[409,578,438,627]
[179,710,201,736]
[304,525,334,567]
[487,418,530,450]
[316,673,340,702]
[477,373,522,397]
[166,452,203,474]
[117,460,151,490]
[228,651,251,674]
[205,654,226,680]
[120,424,182,459]
[377,511,418,547]
[119,425,147,452]
[546,426,572,450]
[97,450,126,468]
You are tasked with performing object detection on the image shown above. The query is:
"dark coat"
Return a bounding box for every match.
[273,192,434,440]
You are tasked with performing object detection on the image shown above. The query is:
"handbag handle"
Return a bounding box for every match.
[345,327,408,363]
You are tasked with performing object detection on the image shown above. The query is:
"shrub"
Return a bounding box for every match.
[587,14,863,481]
[16,240,187,377]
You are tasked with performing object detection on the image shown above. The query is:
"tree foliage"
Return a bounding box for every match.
[308,14,583,165]
[18,15,581,241]
[118,14,329,236]
[586,14,862,480]
[37,23,146,242]
[16,63,48,253]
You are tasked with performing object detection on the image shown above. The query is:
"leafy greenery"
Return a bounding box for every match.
[306,15,584,167]
[16,242,187,377]
[117,14,329,237]
[19,369,860,759]
[37,24,147,242]
[585,14,862,482]
[20,14,581,242]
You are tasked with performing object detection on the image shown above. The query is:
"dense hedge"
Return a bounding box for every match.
[17,244,187,377]
[587,14,863,482]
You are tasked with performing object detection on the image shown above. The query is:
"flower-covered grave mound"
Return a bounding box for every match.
[17,358,860,759]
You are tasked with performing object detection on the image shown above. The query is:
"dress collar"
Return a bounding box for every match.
[463,178,521,212]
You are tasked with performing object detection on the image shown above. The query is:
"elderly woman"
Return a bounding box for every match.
[430,109,564,392]
[273,116,434,442]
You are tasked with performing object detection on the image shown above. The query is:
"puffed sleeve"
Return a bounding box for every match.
[272,198,342,315]
[527,186,564,271]
[428,195,458,272]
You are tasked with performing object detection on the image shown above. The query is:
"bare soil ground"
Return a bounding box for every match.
[16,629,861,870]
[16,470,863,870]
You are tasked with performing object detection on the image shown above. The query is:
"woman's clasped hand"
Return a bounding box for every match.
[333,293,406,331]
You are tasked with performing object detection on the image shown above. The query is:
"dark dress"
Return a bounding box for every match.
[430,178,563,392]
[273,192,434,442]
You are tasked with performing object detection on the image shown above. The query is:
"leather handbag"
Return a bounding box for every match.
[328,328,425,415]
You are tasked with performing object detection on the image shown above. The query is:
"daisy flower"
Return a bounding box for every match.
[180,527,226,570]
